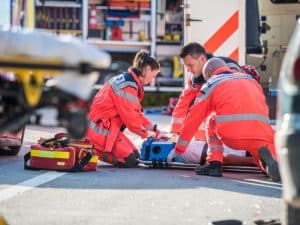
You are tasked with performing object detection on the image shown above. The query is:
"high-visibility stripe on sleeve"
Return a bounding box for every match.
[171,117,184,124]
[177,137,190,147]
[88,120,109,136]
[208,136,219,143]
[209,145,224,152]
[215,114,270,124]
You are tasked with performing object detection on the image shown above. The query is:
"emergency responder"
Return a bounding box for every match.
[170,42,240,143]
[87,51,164,168]
[167,58,280,182]
[170,42,243,164]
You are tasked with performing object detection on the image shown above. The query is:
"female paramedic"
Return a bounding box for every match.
[86,51,163,167]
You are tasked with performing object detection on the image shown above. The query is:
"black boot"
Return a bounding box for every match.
[113,150,140,168]
[195,161,223,177]
[258,147,281,182]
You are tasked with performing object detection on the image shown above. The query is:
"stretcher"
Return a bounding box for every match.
[139,137,261,173]
[0,28,111,139]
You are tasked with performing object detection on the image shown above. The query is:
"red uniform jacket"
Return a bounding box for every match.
[170,80,206,140]
[175,69,273,154]
[87,68,154,152]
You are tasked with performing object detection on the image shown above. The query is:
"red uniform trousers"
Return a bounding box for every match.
[206,115,277,172]
[86,119,138,166]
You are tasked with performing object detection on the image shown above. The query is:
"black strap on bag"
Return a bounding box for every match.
[69,151,93,172]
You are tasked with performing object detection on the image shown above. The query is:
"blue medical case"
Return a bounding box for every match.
[140,137,175,162]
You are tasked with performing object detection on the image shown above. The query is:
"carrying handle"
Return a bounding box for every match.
[41,136,69,148]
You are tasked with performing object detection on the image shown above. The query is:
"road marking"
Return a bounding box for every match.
[0,171,66,203]
[233,179,282,190]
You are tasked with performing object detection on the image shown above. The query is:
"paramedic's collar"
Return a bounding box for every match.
[202,73,254,90]
[212,67,234,75]
[128,67,144,101]
[128,68,143,88]
[192,75,206,85]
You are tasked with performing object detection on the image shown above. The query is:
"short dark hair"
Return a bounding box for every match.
[179,42,207,59]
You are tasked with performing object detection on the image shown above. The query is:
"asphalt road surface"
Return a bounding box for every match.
[0,114,282,225]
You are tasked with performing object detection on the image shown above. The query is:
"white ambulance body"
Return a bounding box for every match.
[183,0,300,89]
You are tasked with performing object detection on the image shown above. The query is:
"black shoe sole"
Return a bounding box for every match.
[258,147,281,182]
[195,167,223,177]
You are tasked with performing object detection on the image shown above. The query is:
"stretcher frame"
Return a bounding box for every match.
[138,159,261,173]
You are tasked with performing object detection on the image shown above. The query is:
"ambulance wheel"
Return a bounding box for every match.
[0,127,24,156]
[0,145,21,156]
[283,201,300,225]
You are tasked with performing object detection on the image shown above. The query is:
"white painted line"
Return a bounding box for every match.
[0,171,66,203]
[233,179,282,190]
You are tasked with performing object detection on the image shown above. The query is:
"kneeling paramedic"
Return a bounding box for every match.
[170,43,254,166]
[87,51,166,167]
[167,58,280,182]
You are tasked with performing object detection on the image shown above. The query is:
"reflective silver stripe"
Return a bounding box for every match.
[177,137,189,147]
[119,91,140,104]
[215,114,270,124]
[171,117,184,124]
[208,136,219,142]
[116,81,138,90]
[209,145,223,151]
[110,79,140,104]
[88,120,109,136]
[195,73,254,104]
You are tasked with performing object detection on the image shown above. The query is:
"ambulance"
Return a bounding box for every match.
[183,0,300,118]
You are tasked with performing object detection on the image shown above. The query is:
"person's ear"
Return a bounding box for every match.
[199,55,206,63]
[208,68,214,78]
[143,65,151,75]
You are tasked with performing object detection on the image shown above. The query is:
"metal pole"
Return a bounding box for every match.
[150,0,156,57]
[82,0,88,40]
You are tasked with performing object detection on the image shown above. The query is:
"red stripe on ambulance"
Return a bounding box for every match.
[204,10,239,61]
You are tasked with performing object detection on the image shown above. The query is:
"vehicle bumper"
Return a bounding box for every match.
[276,130,300,206]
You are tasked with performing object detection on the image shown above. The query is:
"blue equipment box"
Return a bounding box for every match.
[140,137,175,162]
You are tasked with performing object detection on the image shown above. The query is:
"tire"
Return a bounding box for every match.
[0,145,22,156]
[283,201,300,225]
[0,127,25,156]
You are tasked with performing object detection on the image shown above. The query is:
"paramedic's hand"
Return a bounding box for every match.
[146,131,157,139]
[167,149,178,164]
[168,133,178,142]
